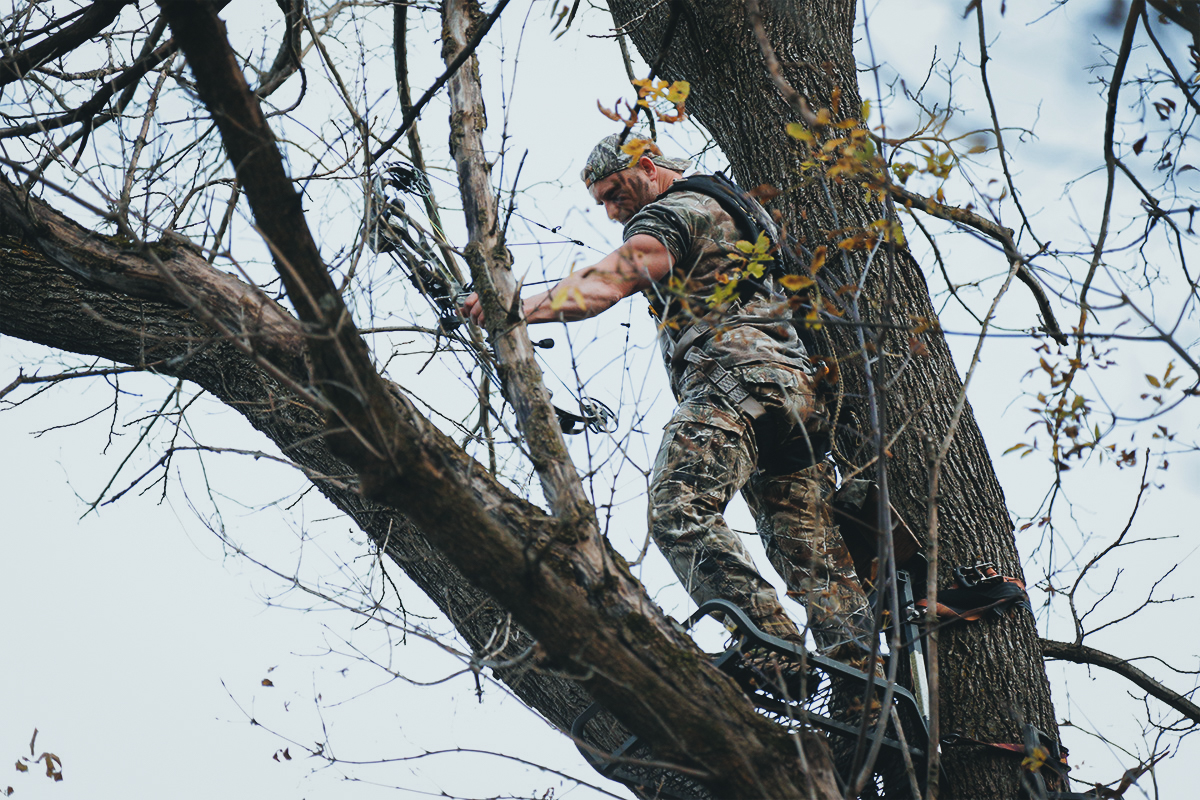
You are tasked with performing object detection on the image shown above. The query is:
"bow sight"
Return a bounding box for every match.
[555,397,618,435]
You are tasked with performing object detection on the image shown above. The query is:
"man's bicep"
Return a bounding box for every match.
[621,233,674,285]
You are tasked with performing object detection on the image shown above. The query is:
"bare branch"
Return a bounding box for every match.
[888,181,1066,345]
[152,2,841,795]
[370,0,513,164]
[1042,639,1200,725]
[0,0,135,89]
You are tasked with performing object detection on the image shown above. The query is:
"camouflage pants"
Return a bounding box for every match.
[648,361,874,656]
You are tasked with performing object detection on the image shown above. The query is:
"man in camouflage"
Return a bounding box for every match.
[463,134,874,665]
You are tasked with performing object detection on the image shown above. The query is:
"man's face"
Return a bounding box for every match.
[589,162,658,223]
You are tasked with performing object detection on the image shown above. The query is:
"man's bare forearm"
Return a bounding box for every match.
[462,234,672,326]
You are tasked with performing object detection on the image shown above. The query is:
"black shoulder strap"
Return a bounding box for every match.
[659,172,802,277]
[659,173,764,247]
[658,173,824,358]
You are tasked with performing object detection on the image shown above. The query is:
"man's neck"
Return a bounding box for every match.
[654,169,684,195]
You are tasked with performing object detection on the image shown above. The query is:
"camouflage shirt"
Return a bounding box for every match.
[623,188,809,394]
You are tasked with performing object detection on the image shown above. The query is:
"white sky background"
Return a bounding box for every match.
[2,0,1199,798]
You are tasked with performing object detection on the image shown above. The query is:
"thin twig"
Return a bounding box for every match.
[370,0,513,164]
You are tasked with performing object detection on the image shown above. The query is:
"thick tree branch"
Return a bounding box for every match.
[0,187,604,749]
[152,2,840,796]
[1042,639,1200,725]
[442,0,594,533]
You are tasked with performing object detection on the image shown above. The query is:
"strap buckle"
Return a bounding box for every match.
[954,561,1002,589]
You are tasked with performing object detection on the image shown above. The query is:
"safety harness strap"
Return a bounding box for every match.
[916,561,1030,622]
[683,348,767,419]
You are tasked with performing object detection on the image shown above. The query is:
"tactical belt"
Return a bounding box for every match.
[664,309,792,369]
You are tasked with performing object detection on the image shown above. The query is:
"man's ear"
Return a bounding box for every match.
[637,155,658,178]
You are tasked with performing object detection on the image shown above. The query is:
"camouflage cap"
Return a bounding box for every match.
[581,133,692,188]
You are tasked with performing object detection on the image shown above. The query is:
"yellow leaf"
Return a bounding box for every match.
[571,287,588,310]
[621,138,659,163]
[706,281,737,307]
[735,240,756,253]
[780,274,814,291]
[1146,374,1161,387]
[786,122,814,142]
[810,246,827,273]
[262,678,274,687]
[15,762,27,773]
[967,144,987,154]
[549,286,569,310]
[861,99,872,120]
[835,118,858,130]
[1021,746,1049,772]
[666,81,690,103]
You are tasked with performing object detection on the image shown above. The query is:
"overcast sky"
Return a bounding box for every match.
[3,1,1198,798]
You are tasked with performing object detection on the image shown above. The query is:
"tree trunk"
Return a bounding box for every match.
[607,1,1058,796]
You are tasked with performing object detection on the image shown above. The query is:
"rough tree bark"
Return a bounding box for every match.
[607,0,1058,797]
[0,183,593,735]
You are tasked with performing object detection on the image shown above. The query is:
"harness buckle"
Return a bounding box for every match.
[954,561,1002,589]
